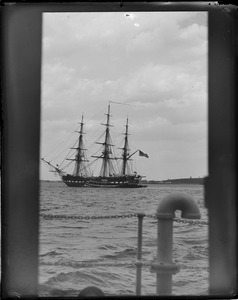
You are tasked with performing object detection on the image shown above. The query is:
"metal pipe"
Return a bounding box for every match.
[156,218,174,294]
[151,192,201,295]
[135,213,145,295]
[156,192,201,219]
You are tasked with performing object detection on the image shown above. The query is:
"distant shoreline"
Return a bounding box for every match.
[141,177,204,185]
[40,177,205,185]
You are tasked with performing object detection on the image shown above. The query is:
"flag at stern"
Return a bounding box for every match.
[139,150,149,158]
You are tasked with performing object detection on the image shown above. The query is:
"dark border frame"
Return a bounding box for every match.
[1,2,237,298]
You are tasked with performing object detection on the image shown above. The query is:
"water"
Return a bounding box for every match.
[39,182,208,296]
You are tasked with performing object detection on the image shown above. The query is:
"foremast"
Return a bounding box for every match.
[67,115,89,177]
[92,104,117,177]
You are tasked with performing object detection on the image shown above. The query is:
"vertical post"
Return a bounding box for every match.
[156,218,174,295]
[135,213,145,295]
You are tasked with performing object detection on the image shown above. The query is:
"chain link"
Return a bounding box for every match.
[145,214,157,219]
[40,213,208,225]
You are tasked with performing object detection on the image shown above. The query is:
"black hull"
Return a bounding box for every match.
[64,181,87,187]
[62,175,147,188]
[62,175,87,187]
[87,182,147,188]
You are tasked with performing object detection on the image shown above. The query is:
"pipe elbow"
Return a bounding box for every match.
[157,192,201,219]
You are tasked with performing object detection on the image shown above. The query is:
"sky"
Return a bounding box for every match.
[40,11,208,181]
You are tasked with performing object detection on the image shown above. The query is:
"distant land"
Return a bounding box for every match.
[41,177,205,185]
[141,177,204,185]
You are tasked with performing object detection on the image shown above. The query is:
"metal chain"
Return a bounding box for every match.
[173,217,208,226]
[40,260,208,271]
[40,213,137,220]
[40,213,208,225]
[40,261,135,268]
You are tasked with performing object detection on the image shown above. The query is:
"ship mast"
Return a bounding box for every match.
[92,104,116,177]
[120,117,130,175]
[67,115,89,176]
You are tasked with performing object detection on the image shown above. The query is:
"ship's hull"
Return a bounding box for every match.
[87,182,146,188]
[62,174,147,188]
[64,181,87,187]
[62,175,88,187]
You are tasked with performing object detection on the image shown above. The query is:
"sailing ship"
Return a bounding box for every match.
[42,104,148,188]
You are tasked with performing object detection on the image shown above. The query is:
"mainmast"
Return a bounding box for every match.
[67,115,89,176]
[120,117,130,175]
[92,104,116,177]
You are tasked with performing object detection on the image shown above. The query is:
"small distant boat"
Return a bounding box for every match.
[42,104,148,188]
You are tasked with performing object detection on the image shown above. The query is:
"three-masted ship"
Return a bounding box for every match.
[42,105,148,188]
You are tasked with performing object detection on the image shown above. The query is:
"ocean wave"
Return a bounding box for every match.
[101,248,137,259]
[98,244,118,250]
[183,251,203,260]
[40,250,62,257]
[43,269,121,287]
[116,288,134,295]
[40,208,52,212]
[57,225,89,229]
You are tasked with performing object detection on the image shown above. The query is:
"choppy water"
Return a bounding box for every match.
[39,181,208,296]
